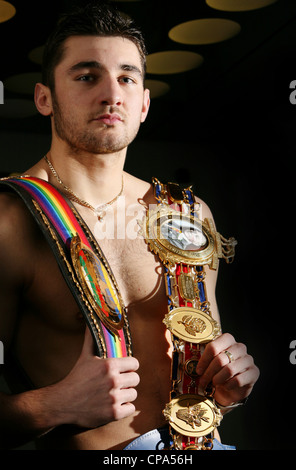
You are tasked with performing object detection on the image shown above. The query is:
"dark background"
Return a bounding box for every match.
[1,0,296,450]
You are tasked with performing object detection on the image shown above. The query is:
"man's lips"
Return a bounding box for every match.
[93,114,123,125]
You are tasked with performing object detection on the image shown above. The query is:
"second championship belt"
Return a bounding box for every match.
[141,178,237,450]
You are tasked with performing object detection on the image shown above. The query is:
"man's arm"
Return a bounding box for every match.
[195,197,260,408]
[0,193,49,447]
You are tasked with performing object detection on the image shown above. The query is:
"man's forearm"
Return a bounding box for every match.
[0,387,62,449]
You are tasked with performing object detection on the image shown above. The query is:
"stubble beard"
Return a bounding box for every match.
[51,95,140,155]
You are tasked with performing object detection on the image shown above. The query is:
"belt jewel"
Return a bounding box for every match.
[70,235,125,336]
[141,178,237,450]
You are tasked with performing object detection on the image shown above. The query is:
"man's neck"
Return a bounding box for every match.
[41,144,127,209]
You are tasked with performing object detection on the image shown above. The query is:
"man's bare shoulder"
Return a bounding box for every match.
[194,196,215,222]
[124,173,216,219]
[124,172,153,202]
[124,172,151,190]
[0,191,34,230]
[0,191,40,279]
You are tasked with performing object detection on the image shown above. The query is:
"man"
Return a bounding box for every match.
[0,3,259,450]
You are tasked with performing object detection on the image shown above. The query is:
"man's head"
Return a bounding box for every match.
[42,2,147,92]
[35,2,150,155]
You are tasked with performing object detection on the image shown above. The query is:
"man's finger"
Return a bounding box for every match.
[196,333,235,375]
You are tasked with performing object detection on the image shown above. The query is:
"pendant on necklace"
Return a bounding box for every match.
[95,210,106,222]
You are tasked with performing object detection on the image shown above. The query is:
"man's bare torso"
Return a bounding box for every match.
[3,171,175,449]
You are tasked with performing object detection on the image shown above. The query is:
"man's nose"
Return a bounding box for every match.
[99,77,122,106]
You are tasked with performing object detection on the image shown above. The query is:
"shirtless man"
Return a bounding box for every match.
[0,4,259,450]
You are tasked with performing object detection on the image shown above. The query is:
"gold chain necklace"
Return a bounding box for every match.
[44,155,124,222]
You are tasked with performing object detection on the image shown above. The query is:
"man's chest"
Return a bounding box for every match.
[27,220,165,323]
[20,212,169,385]
[80,204,165,306]
[97,233,164,307]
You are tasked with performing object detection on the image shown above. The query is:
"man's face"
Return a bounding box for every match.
[50,35,150,154]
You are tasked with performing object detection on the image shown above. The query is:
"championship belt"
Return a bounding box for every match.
[141,178,237,450]
[0,175,132,359]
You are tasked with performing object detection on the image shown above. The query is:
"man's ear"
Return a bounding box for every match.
[140,87,150,123]
[34,82,53,116]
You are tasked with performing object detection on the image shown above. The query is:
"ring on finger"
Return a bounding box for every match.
[224,350,234,364]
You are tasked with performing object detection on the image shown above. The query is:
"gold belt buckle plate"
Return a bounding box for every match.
[141,206,218,267]
[70,235,125,335]
[163,394,222,438]
[163,307,221,344]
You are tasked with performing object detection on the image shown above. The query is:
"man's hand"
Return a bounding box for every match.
[51,327,140,429]
[0,328,140,448]
[196,333,259,407]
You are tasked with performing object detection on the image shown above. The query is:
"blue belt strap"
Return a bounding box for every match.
[123,426,236,451]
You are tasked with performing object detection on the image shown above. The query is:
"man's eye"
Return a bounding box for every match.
[77,75,95,82]
[119,77,135,84]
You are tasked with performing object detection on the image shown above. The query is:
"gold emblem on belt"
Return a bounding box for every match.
[163,395,222,438]
[163,307,221,343]
[70,235,125,335]
[140,205,236,269]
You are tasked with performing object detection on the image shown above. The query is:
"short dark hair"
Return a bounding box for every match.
[42,2,147,90]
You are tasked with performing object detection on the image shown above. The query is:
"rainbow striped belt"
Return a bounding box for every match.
[0,175,132,358]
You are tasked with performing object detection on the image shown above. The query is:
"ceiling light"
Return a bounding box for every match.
[145,80,170,98]
[28,45,45,65]
[4,73,42,95]
[146,51,204,74]
[169,18,241,45]
[206,0,277,12]
[0,1,16,23]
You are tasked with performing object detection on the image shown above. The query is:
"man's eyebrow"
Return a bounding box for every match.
[68,61,102,73]
[68,61,143,77]
[120,64,142,76]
